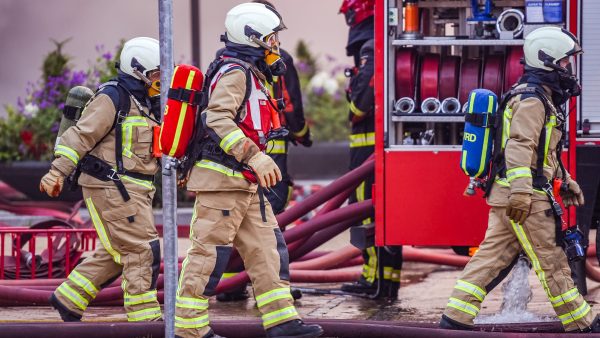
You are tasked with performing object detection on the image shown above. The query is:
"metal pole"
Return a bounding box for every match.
[158,1,177,338]
[191,0,201,67]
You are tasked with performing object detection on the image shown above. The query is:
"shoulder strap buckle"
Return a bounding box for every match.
[107,168,121,181]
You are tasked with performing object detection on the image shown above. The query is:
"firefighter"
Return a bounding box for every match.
[174,3,323,338]
[339,0,403,300]
[440,27,600,332]
[40,37,163,322]
[215,0,312,303]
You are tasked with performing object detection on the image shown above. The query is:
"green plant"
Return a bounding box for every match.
[294,40,350,142]
[0,40,122,162]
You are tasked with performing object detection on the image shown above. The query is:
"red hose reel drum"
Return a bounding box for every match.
[504,46,524,92]
[395,48,418,100]
[458,58,482,105]
[160,64,204,158]
[439,55,460,101]
[482,55,505,98]
[419,53,440,104]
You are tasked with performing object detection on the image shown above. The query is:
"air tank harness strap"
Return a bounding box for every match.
[78,154,154,204]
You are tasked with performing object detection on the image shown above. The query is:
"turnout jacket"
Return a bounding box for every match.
[487,83,568,211]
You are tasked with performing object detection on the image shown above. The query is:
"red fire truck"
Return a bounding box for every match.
[374,0,600,279]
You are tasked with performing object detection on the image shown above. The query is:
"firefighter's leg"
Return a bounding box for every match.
[85,187,162,322]
[51,245,123,320]
[379,246,403,299]
[442,207,521,329]
[265,139,291,216]
[511,208,594,332]
[175,191,244,338]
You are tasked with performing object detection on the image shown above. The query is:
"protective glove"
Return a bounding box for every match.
[39,167,65,198]
[561,179,585,207]
[294,127,313,147]
[247,152,282,189]
[506,192,531,225]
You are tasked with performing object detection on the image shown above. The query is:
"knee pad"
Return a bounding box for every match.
[149,239,161,289]
[204,245,233,296]
[274,228,290,281]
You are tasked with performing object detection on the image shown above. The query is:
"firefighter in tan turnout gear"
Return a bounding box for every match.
[440,27,600,332]
[40,37,163,322]
[174,3,323,338]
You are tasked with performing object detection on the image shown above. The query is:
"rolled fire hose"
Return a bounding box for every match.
[394,97,416,114]
[482,55,504,98]
[419,54,440,103]
[395,48,418,100]
[462,102,469,114]
[504,46,524,92]
[496,9,524,38]
[441,97,461,114]
[438,56,460,100]
[458,58,482,104]
[420,97,441,114]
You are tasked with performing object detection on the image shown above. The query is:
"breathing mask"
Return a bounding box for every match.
[133,68,162,119]
[251,32,287,76]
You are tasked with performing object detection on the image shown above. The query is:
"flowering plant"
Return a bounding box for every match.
[295,40,351,142]
[0,39,122,161]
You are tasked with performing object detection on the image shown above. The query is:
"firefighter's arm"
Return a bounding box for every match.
[281,51,310,144]
[348,61,375,121]
[52,94,116,176]
[203,69,260,164]
[504,96,546,195]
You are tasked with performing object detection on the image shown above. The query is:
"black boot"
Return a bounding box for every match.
[266,319,323,338]
[340,280,377,296]
[216,285,249,302]
[587,314,600,333]
[439,314,473,330]
[49,294,82,322]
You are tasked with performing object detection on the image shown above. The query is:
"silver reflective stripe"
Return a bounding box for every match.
[175,296,209,310]
[175,315,210,329]
[255,288,293,308]
[455,280,486,302]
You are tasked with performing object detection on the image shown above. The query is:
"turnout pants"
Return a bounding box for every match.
[265,138,293,215]
[443,207,594,332]
[175,190,298,338]
[350,145,402,292]
[53,187,161,321]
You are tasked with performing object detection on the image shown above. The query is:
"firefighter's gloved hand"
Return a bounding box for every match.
[248,152,282,188]
[507,193,531,225]
[562,179,585,207]
[39,167,65,198]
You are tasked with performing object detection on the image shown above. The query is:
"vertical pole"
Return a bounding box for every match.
[191,0,201,67]
[158,1,177,338]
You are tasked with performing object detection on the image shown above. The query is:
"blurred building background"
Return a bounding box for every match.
[0,0,351,112]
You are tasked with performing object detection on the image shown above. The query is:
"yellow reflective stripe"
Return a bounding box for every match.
[510,220,553,299]
[349,132,375,148]
[558,302,591,325]
[124,290,158,306]
[176,296,209,310]
[178,257,190,292]
[169,70,196,157]
[460,150,469,176]
[350,101,366,117]
[124,116,148,125]
[356,181,365,202]
[222,272,238,279]
[220,129,245,153]
[391,269,401,282]
[195,159,245,179]
[550,288,580,308]
[506,167,532,182]
[57,283,88,310]
[543,116,556,166]
[85,197,121,264]
[495,178,510,187]
[365,246,377,283]
[127,306,162,322]
[175,314,210,329]
[468,92,476,114]
[447,297,479,317]
[256,288,293,308]
[455,280,487,302]
[293,123,309,137]
[122,125,134,158]
[121,175,154,189]
[267,139,286,155]
[55,145,80,165]
[502,107,512,150]
[262,306,299,327]
[69,270,98,298]
[383,266,392,280]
